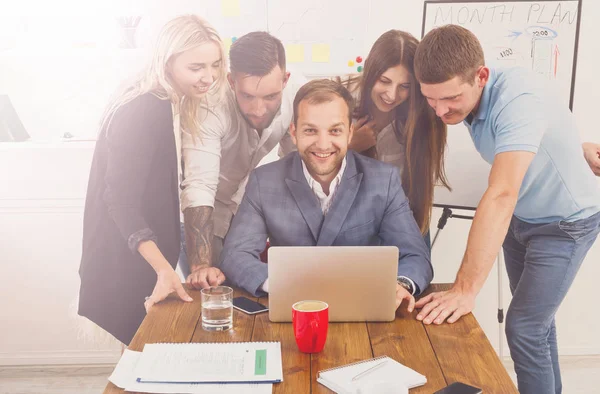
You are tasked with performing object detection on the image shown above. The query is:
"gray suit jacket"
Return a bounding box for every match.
[220,150,433,297]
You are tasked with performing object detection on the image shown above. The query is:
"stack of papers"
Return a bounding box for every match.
[109,342,282,393]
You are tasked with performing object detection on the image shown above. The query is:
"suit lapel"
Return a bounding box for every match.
[285,153,324,242]
[317,152,363,246]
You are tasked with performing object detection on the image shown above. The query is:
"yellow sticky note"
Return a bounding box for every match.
[286,44,305,63]
[222,0,240,17]
[223,37,233,55]
[312,43,330,63]
[348,60,355,67]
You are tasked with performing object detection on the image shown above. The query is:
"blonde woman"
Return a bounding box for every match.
[78,15,227,345]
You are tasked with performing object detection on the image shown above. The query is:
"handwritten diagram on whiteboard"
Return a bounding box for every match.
[422,1,580,108]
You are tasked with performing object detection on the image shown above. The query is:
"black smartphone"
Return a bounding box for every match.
[232,297,269,314]
[434,382,482,394]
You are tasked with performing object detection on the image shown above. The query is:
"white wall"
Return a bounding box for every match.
[0,142,123,365]
[0,0,598,366]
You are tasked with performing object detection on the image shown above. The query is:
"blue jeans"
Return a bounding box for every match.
[503,211,600,394]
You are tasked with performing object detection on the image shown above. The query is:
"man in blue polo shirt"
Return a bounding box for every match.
[413,25,600,394]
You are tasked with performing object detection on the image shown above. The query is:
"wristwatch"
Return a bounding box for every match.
[397,276,414,295]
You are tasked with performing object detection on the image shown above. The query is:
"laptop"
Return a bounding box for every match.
[267,246,399,322]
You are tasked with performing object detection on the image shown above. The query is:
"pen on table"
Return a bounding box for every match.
[351,360,388,381]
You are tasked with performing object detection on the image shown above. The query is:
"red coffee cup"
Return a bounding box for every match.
[292,300,329,353]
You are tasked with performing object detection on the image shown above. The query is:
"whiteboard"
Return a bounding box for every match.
[422,0,582,209]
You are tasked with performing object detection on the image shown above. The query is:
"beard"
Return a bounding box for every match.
[301,150,344,180]
[239,104,281,131]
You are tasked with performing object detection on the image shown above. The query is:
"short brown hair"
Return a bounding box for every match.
[229,31,286,76]
[293,79,354,126]
[414,24,484,84]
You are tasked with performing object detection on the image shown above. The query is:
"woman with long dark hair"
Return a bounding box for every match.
[336,30,450,236]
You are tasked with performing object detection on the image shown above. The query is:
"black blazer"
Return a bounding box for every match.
[78,93,180,345]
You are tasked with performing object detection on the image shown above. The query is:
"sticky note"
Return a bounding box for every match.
[222,0,240,17]
[348,60,355,67]
[286,44,305,63]
[312,43,330,63]
[254,349,267,375]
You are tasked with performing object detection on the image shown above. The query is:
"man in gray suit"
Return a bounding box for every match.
[220,79,432,311]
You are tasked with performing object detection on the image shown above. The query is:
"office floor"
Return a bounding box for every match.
[0,356,599,394]
[501,356,600,393]
[0,364,113,394]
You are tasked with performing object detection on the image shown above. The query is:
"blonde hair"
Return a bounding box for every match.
[100,15,227,139]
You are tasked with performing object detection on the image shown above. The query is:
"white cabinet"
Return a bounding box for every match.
[0,141,122,365]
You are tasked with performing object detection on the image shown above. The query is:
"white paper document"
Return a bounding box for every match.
[109,349,272,394]
[317,355,426,394]
[133,342,282,384]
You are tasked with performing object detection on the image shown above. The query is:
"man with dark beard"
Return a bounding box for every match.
[180,32,305,288]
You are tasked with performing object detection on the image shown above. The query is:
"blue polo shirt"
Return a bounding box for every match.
[466,67,600,223]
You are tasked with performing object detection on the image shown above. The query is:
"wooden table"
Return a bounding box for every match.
[104,283,516,393]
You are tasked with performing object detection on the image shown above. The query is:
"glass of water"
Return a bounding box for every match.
[201,286,233,331]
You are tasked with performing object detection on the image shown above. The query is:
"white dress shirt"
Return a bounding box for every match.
[302,158,347,215]
[180,72,306,239]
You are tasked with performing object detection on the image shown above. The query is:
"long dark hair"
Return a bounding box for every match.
[358,30,451,233]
